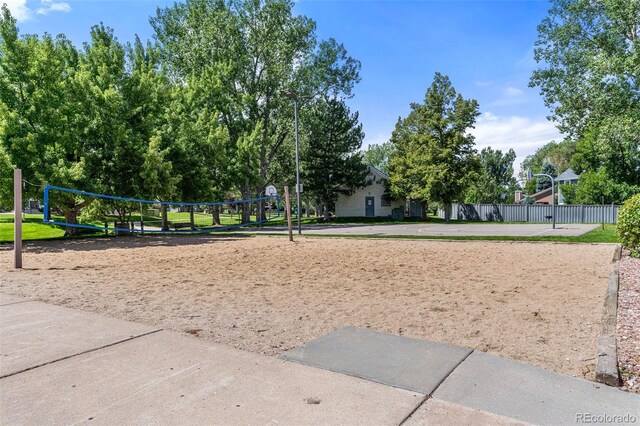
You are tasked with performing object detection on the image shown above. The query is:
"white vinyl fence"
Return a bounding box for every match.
[438,203,620,224]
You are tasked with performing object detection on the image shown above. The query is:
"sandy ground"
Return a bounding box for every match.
[617,254,640,393]
[0,236,615,380]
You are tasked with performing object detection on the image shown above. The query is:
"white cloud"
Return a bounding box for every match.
[3,0,30,21]
[37,0,71,15]
[3,0,71,21]
[487,84,530,107]
[474,80,492,88]
[471,112,563,174]
[505,86,523,96]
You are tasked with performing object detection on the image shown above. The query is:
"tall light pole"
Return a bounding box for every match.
[528,168,556,229]
[283,89,302,235]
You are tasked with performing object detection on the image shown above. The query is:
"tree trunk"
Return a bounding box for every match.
[444,203,452,223]
[63,209,79,236]
[189,206,195,229]
[323,203,330,221]
[420,202,428,220]
[212,205,221,226]
[161,204,169,231]
[256,184,266,222]
[241,180,251,224]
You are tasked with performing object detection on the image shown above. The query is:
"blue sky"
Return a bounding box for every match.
[5,0,563,172]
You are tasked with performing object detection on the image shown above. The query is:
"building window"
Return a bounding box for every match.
[381,196,391,207]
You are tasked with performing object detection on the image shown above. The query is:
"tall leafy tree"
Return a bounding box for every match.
[363,141,395,175]
[530,0,640,187]
[572,168,639,204]
[151,0,361,222]
[0,144,12,210]
[388,73,480,221]
[0,5,87,233]
[156,71,236,226]
[519,140,576,194]
[77,25,173,225]
[466,147,517,204]
[571,116,640,186]
[300,98,368,220]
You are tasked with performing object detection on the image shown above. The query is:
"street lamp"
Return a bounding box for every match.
[282,89,302,235]
[527,168,556,229]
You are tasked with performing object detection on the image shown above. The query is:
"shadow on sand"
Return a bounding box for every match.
[0,233,252,254]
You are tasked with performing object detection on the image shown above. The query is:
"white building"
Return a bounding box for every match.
[335,166,405,218]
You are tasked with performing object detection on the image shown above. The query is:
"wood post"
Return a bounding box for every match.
[14,169,22,269]
[284,186,293,242]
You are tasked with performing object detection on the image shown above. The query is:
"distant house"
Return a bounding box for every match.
[557,168,580,185]
[514,168,581,205]
[335,166,405,217]
[557,168,580,205]
[515,187,553,205]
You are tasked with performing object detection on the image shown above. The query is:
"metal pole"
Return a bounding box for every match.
[14,169,22,269]
[533,173,556,229]
[258,190,264,228]
[294,98,301,235]
[139,202,144,233]
[43,185,49,222]
[284,186,293,242]
[551,177,555,229]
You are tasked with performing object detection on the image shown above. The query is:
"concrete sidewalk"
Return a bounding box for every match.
[281,327,640,425]
[1,294,638,425]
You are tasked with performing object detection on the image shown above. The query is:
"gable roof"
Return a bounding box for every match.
[556,168,580,181]
[530,187,552,199]
[367,165,389,180]
[515,186,552,203]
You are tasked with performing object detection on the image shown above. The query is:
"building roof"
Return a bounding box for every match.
[515,187,552,204]
[556,168,580,181]
[367,165,389,180]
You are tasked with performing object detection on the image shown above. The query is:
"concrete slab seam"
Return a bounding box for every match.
[595,252,620,387]
[398,349,475,425]
[0,328,162,379]
[0,300,32,307]
[280,354,419,393]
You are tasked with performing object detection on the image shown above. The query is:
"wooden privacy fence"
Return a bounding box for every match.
[438,203,620,224]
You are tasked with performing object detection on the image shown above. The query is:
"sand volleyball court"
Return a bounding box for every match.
[0,236,615,380]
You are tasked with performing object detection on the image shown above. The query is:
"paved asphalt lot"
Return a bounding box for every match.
[249,222,600,237]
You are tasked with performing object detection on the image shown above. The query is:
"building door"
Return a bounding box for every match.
[365,196,375,217]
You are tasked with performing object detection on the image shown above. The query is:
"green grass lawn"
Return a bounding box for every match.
[0,222,66,242]
[0,213,105,243]
[1,213,63,243]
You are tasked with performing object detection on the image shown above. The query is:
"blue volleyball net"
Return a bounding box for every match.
[42,185,280,234]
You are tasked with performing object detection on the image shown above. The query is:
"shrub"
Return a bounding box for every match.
[559,184,577,205]
[618,194,640,258]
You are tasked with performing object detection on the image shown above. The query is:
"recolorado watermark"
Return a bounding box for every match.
[576,413,637,424]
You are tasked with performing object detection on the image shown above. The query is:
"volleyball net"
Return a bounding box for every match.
[42,185,281,234]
